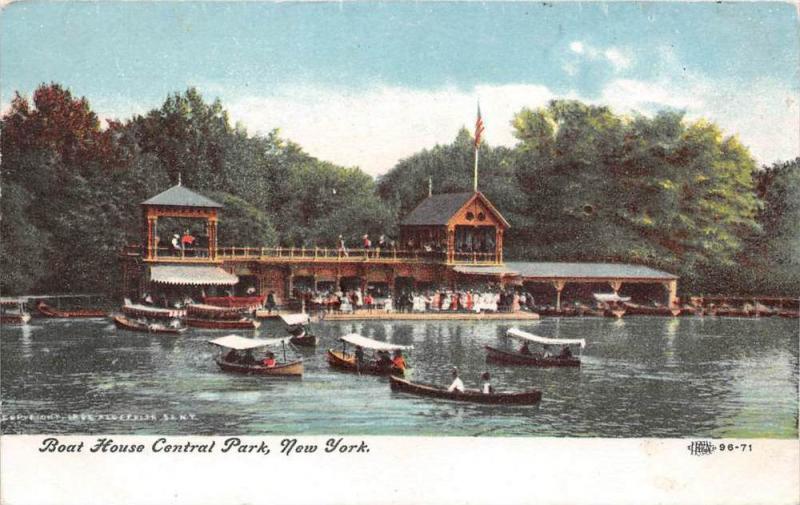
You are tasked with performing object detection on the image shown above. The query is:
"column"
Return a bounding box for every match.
[609,280,623,294]
[208,216,218,260]
[496,228,504,264]
[552,280,567,311]
[447,227,455,263]
[664,280,678,307]
[146,216,157,260]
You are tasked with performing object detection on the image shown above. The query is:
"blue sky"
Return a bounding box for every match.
[2,1,798,175]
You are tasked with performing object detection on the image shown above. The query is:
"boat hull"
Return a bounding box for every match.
[326,350,404,376]
[1,313,31,325]
[113,315,186,335]
[215,358,303,377]
[389,376,542,405]
[36,302,106,318]
[290,334,318,347]
[186,318,260,329]
[123,305,186,321]
[485,345,581,367]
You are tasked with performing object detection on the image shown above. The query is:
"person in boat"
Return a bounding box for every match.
[354,345,365,367]
[224,349,239,363]
[266,291,277,315]
[262,351,276,368]
[447,368,464,393]
[392,349,407,372]
[241,350,257,365]
[559,345,573,359]
[481,372,494,394]
[376,350,393,370]
[519,342,532,355]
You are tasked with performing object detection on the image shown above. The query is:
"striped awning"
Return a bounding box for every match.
[150,265,238,286]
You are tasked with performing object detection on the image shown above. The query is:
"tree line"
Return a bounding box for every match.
[1,84,797,297]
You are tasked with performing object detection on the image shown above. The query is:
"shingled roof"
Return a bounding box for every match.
[401,191,509,227]
[141,184,222,208]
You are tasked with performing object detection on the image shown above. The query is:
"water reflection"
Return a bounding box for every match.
[0,316,797,437]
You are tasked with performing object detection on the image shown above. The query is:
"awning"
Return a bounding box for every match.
[150,265,238,286]
[280,313,310,326]
[452,265,519,276]
[339,333,413,351]
[208,334,290,350]
[507,328,586,348]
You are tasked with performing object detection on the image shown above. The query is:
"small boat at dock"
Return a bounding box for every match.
[209,334,303,377]
[389,376,542,405]
[187,303,248,320]
[202,295,265,310]
[280,313,318,347]
[36,301,106,318]
[112,315,187,335]
[186,317,260,330]
[1,298,31,325]
[122,300,186,321]
[594,293,629,318]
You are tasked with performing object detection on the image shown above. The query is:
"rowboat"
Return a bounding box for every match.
[623,302,681,317]
[187,303,248,320]
[594,293,629,318]
[202,295,265,310]
[112,315,187,335]
[209,334,303,377]
[36,301,106,318]
[281,313,318,347]
[1,298,30,325]
[122,300,186,321]
[327,333,412,376]
[486,328,585,367]
[389,376,542,405]
[186,317,260,330]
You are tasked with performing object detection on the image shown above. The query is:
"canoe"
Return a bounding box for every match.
[389,376,542,405]
[0,312,31,325]
[186,318,260,329]
[326,349,404,376]
[36,301,106,318]
[215,358,303,377]
[290,334,318,347]
[485,345,580,367]
[113,315,187,335]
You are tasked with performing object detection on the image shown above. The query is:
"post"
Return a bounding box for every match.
[664,280,678,307]
[473,146,479,192]
[609,280,623,294]
[552,280,567,311]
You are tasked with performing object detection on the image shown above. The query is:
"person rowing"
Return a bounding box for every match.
[392,349,407,372]
[447,367,464,393]
[481,371,494,394]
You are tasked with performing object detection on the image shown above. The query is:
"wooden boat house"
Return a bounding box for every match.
[120,184,679,307]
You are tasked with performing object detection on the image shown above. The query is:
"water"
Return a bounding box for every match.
[1,317,797,437]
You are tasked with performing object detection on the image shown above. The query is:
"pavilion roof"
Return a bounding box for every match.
[504,262,678,280]
[141,184,222,208]
[401,191,508,227]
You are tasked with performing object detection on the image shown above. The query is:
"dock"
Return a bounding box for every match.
[318,311,540,321]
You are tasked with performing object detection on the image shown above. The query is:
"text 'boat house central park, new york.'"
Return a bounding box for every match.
[120,183,679,309]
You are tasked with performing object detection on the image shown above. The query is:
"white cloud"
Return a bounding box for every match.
[221,83,555,176]
[569,41,585,54]
[564,40,634,75]
[603,48,632,72]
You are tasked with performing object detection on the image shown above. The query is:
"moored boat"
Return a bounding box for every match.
[209,334,303,377]
[389,376,542,405]
[36,301,106,318]
[112,315,187,335]
[1,298,31,325]
[281,313,318,347]
[122,300,186,321]
[486,328,585,367]
[327,333,412,376]
[187,303,247,320]
[594,293,629,318]
[202,295,265,310]
[186,317,260,330]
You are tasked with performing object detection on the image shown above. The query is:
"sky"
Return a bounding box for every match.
[2,1,799,176]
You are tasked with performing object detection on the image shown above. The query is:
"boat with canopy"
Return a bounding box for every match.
[186,303,260,329]
[209,334,303,377]
[485,328,585,367]
[280,313,317,347]
[122,299,186,321]
[389,376,542,405]
[327,333,413,376]
[593,293,630,318]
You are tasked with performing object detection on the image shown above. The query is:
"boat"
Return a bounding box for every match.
[186,317,260,330]
[112,315,187,335]
[36,301,107,318]
[389,376,542,405]
[594,293,629,318]
[485,328,585,367]
[623,302,681,317]
[122,299,186,321]
[280,313,318,347]
[1,298,31,325]
[327,333,412,376]
[209,334,303,377]
[202,295,265,310]
[187,303,247,320]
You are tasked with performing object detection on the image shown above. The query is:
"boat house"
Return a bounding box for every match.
[121,185,678,307]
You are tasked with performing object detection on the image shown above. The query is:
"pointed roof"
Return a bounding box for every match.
[401,191,509,228]
[141,184,222,208]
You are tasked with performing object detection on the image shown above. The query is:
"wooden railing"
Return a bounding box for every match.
[126,245,501,265]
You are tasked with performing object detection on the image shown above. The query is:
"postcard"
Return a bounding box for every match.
[1,1,798,504]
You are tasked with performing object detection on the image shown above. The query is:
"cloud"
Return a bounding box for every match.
[565,40,634,75]
[569,41,585,54]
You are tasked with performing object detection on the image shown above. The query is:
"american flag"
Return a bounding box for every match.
[474,104,485,148]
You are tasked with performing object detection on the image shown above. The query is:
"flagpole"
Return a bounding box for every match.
[473,145,479,192]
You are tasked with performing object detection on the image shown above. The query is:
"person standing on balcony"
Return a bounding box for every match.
[377,234,386,258]
[362,234,371,258]
[181,229,195,256]
[337,235,348,257]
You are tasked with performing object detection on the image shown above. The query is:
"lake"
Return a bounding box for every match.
[1,316,797,437]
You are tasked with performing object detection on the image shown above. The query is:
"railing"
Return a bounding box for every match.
[124,245,502,265]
